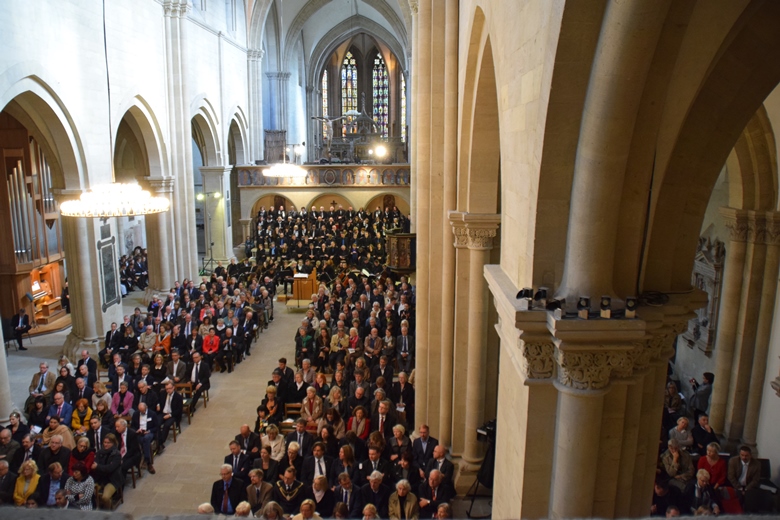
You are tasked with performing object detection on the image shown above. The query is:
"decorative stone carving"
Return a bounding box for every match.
[520,341,555,379]
[409,0,419,15]
[147,177,175,195]
[451,225,468,248]
[466,227,497,250]
[681,236,724,354]
[248,48,265,62]
[555,348,634,390]
[162,0,189,18]
[721,208,750,242]
[764,212,780,246]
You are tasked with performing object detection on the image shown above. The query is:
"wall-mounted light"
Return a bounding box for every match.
[577,296,590,320]
[600,295,611,319]
[625,296,638,319]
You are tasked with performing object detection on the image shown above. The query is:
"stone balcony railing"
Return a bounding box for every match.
[236,164,411,188]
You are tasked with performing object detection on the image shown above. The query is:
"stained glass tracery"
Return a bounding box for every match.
[341,51,357,136]
[372,53,389,138]
[321,69,329,138]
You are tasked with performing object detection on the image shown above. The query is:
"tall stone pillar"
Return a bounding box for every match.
[438,0,459,448]
[742,211,780,449]
[163,0,199,280]
[461,216,500,467]
[144,177,176,299]
[722,211,766,444]
[247,48,265,162]
[239,218,253,251]
[199,166,234,263]
[547,317,642,520]
[412,0,432,427]
[710,208,750,432]
[55,191,124,357]
[554,0,671,306]
[0,326,15,421]
[265,72,291,131]
[408,1,418,231]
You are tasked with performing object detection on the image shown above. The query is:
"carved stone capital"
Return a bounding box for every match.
[248,48,265,61]
[555,347,634,390]
[720,207,750,242]
[163,0,189,18]
[520,341,555,379]
[409,0,419,15]
[764,212,780,246]
[466,227,497,250]
[147,177,175,194]
[266,71,292,81]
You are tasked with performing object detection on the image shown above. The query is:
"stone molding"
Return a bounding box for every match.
[147,177,175,194]
[448,212,500,250]
[520,340,556,379]
[720,207,751,242]
[466,227,497,250]
[409,0,419,15]
[555,347,634,390]
[266,71,292,81]
[763,212,780,246]
[448,211,468,248]
[248,48,265,61]
[162,0,190,18]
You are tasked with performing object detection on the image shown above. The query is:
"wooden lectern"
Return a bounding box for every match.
[293,269,317,303]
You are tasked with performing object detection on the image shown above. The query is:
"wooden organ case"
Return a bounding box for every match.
[0,112,66,326]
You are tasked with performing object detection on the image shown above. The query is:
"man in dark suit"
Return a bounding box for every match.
[360,471,392,518]
[133,380,159,414]
[225,440,252,483]
[272,466,305,516]
[339,432,367,463]
[35,461,69,506]
[278,358,295,385]
[286,419,315,457]
[418,469,455,518]
[267,369,291,403]
[334,472,362,518]
[424,445,454,486]
[157,381,183,450]
[11,308,31,350]
[99,322,122,363]
[0,460,16,504]
[211,464,247,515]
[77,349,98,379]
[71,377,94,406]
[371,356,394,383]
[87,416,110,451]
[114,418,142,475]
[412,424,438,473]
[37,434,70,475]
[370,400,397,438]
[166,349,188,385]
[300,442,333,486]
[130,403,158,474]
[391,372,415,428]
[11,435,40,474]
[396,326,415,373]
[188,352,211,411]
[235,424,261,459]
[356,447,392,485]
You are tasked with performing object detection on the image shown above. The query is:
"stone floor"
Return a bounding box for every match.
[3,291,492,518]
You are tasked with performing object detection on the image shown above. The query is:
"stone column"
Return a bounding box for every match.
[438,0,459,448]
[265,72,291,131]
[144,177,176,300]
[742,211,780,448]
[0,325,15,421]
[448,213,470,457]
[163,0,199,280]
[462,217,500,466]
[710,208,750,432]
[239,218,253,249]
[413,0,432,427]
[723,211,767,444]
[547,316,642,520]
[247,48,265,162]
[554,0,671,307]
[199,166,234,264]
[409,1,418,232]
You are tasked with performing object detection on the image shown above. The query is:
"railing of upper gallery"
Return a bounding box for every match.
[235,164,411,188]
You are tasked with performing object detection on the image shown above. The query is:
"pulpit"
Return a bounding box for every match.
[292,269,317,303]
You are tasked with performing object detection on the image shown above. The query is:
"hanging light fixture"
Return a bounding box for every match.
[60,0,170,218]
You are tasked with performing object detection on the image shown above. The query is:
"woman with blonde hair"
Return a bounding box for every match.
[261,424,286,462]
[13,460,40,506]
[91,381,111,411]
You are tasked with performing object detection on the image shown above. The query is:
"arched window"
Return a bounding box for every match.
[341,51,358,135]
[321,69,329,138]
[401,73,406,143]
[372,53,389,138]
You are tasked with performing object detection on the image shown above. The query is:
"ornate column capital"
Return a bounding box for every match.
[409,0,419,15]
[719,207,751,242]
[448,211,468,249]
[248,48,265,62]
[147,177,175,194]
[763,211,780,245]
[163,0,190,18]
[555,347,635,390]
[266,71,292,81]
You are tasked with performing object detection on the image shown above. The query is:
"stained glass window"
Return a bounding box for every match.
[372,53,389,138]
[321,69,328,138]
[341,51,357,136]
[401,73,406,142]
